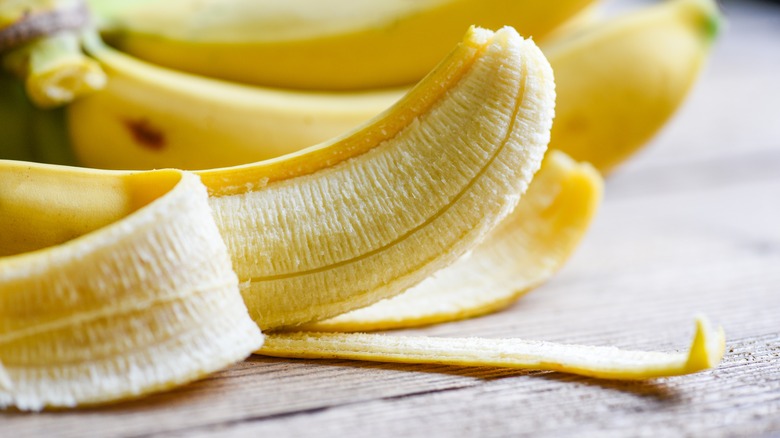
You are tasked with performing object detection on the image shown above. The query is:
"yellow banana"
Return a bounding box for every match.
[547,0,721,172]
[67,32,403,170]
[93,0,595,90]
[203,27,555,329]
[67,0,721,173]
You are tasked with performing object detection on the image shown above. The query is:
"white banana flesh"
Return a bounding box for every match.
[0,166,263,410]
[204,27,555,329]
[303,151,603,332]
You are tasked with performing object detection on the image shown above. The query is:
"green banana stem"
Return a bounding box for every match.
[0,71,76,165]
[0,72,35,161]
[3,31,106,108]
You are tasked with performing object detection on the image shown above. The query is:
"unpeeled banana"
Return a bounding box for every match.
[548,0,721,172]
[92,0,595,90]
[64,0,721,173]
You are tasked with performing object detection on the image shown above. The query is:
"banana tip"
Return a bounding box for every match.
[685,314,726,372]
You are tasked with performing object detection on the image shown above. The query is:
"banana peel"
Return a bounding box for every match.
[262,316,726,381]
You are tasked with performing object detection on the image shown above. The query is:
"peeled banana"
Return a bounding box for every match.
[202,26,555,328]
[93,0,595,90]
[303,151,603,332]
[0,166,264,410]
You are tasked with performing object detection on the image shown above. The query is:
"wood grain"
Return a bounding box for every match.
[3,0,780,436]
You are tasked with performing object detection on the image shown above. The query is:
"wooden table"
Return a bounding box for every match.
[4,0,780,436]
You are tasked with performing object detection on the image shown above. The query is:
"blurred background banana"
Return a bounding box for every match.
[90,0,596,90]
[0,0,722,174]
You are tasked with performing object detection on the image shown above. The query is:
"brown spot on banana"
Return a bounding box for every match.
[123,118,166,150]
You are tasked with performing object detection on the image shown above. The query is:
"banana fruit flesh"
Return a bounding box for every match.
[66,0,721,173]
[94,0,595,90]
[303,151,603,332]
[202,26,555,329]
[2,24,556,345]
[0,166,263,410]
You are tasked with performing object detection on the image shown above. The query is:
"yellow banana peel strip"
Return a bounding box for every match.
[262,316,725,380]
[303,151,603,332]
[0,165,263,410]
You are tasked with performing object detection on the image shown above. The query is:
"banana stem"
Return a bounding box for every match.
[3,31,106,108]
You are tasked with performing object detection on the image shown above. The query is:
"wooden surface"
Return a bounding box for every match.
[4,0,780,436]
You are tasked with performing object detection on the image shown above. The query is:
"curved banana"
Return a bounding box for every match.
[303,151,603,332]
[203,27,555,329]
[67,0,721,173]
[67,32,403,170]
[93,0,595,90]
[0,167,263,410]
[547,0,721,172]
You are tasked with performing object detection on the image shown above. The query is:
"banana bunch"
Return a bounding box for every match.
[1,0,718,172]
[0,1,726,410]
